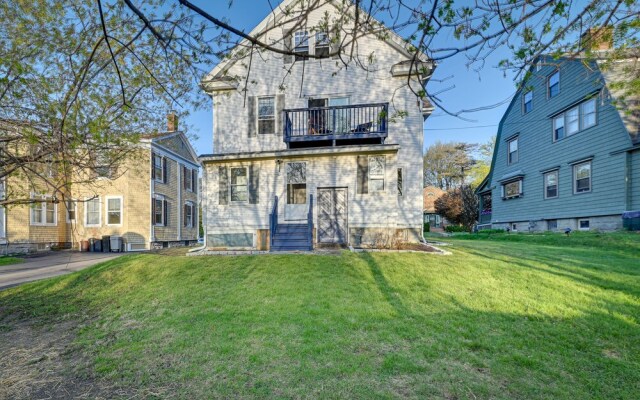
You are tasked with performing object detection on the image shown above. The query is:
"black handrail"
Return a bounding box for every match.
[270,195,278,247]
[307,194,313,250]
[283,102,388,139]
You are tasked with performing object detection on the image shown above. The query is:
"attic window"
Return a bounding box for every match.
[315,31,329,57]
[294,31,309,60]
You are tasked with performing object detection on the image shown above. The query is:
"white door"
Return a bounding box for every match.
[284,162,308,221]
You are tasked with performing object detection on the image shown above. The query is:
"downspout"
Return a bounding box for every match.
[177,161,182,241]
[626,151,632,211]
[150,149,155,249]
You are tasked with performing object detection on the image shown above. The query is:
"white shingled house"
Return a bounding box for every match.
[199,0,435,251]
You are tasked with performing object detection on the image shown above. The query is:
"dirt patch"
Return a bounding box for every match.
[0,317,130,400]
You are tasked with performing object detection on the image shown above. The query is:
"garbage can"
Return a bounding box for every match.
[102,235,111,252]
[89,238,96,252]
[93,238,102,252]
[110,235,123,252]
[80,240,90,252]
[622,210,640,231]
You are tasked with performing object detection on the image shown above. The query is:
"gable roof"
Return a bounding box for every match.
[203,0,432,83]
[141,131,200,166]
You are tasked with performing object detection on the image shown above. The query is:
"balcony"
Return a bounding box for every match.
[283,103,388,148]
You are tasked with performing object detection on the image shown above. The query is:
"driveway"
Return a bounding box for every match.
[0,252,122,290]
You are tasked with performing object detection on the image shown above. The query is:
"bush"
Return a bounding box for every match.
[423,222,430,233]
[445,225,468,233]
[477,229,505,234]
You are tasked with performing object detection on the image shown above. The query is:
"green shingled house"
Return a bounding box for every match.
[476,49,639,232]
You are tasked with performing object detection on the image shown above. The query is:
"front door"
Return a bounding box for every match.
[317,188,347,243]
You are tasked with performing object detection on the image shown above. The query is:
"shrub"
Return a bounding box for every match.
[423,222,430,233]
[445,225,468,233]
[477,228,505,234]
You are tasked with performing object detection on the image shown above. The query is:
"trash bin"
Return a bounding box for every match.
[110,235,122,252]
[89,238,96,252]
[93,238,102,252]
[102,235,111,252]
[80,240,90,252]
[622,210,640,231]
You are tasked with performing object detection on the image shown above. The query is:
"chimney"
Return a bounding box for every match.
[167,112,178,132]
[581,27,614,51]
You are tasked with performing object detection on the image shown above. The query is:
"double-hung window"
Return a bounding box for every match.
[106,196,122,225]
[85,197,101,227]
[184,201,195,228]
[315,31,330,57]
[286,162,307,204]
[66,200,77,222]
[544,170,559,199]
[294,31,309,60]
[553,115,565,141]
[31,196,57,226]
[507,137,519,165]
[573,161,591,194]
[230,167,248,202]
[548,71,560,98]
[566,107,579,135]
[369,156,385,192]
[153,194,165,226]
[152,154,164,182]
[581,98,597,129]
[523,91,533,114]
[258,97,275,134]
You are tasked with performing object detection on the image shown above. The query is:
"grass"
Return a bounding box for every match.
[1,232,639,399]
[0,256,22,266]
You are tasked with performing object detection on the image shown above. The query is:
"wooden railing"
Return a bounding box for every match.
[269,195,278,245]
[283,103,388,143]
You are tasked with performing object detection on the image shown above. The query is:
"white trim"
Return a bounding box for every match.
[368,155,386,193]
[29,194,58,226]
[229,166,249,203]
[84,196,102,227]
[573,161,592,194]
[65,199,78,223]
[177,162,182,240]
[543,170,559,199]
[105,195,124,227]
[153,193,165,226]
[578,219,590,230]
[185,200,196,228]
[152,154,165,183]
[151,140,200,169]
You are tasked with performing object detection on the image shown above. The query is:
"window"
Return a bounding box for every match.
[548,71,560,97]
[579,219,590,230]
[523,91,533,113]
[581,98,597,129]
[258,97,275,134]
[566,107,579,135]
[153,195,165,226]
[507,137,519,165]
[230,167,248,202]
[106,196,122,225]
[85,197,101,227]
[502,180,522,199]
[152,154,164,182]
[286,162,307,204]
[95,153,114,179]
[315,31,329,57]
[573,161,591,194]
[544,170,559,199]
[511,223,518,231]
[397,168,403,196]
[30,196,56,226]
[369,156,385,192]
[294,31,309,60]
[547,220,558,230]
[184,201,195,228]
[553,115,565,141]
[66,200,77,222]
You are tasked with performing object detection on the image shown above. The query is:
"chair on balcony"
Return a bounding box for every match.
[350,121,373,133]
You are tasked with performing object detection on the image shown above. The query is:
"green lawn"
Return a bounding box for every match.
[1,233,639,399]
[0,256,22,266]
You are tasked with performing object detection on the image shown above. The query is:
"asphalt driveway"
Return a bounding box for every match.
[0,252,122,290]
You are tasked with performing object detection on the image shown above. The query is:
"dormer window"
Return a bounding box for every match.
[523,90,533,114]
[548,71,560,98]
[294,31,309,60]
[315,31,329,57]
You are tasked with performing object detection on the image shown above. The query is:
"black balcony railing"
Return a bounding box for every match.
[283,103,388,147]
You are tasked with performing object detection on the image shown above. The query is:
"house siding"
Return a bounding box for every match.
[486,57,636,230]
[203,2,427,247]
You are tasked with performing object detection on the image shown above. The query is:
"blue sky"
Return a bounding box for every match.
[185,0,519,156]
